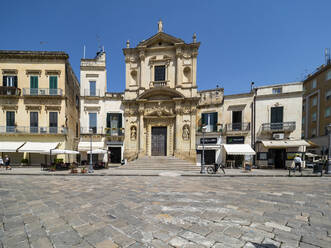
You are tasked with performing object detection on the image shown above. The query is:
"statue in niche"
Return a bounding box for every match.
[182,124,190,140]
[130,126,137,141]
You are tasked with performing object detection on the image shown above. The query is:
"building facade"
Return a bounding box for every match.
[196,88,224,166]
[78,50,124,164]
[122,21,200,162]
[0,50,80,165]
[254,82,306,168]
[302,62,331,154]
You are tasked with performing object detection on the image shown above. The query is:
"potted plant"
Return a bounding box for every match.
[80,166,87,173]
[50,164,56,171]
[20,158,29,166]
[70,163,78,173]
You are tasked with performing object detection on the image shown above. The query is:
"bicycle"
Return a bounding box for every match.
[206,163,226,174]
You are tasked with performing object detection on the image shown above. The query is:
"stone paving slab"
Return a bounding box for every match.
[0,175,330,247]
[0,167,330,177]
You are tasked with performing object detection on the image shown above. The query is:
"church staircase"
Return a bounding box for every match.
[120,156,200,171]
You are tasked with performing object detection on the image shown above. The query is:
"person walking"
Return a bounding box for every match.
[293,153,302,175]
[4,155,11,170]
[0,156,3,169]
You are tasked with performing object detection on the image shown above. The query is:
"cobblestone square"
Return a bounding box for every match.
[0,175,330,247]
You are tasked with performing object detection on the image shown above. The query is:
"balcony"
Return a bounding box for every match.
[80,127,124,136]
[0,126,67,134]
[225,122,250,133]
[261,122,296,133]
[104,128,124,136]
[80,127,104,135]
[23,88,63,96]
[84,89,100,97]
[197,125,222,133]
[0,86,21,96]
[151,81,168,88]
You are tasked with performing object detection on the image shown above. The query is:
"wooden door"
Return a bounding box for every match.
[152,127,167,156]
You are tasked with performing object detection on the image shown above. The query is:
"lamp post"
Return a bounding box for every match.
[89,128,94,173]
[200,126,207,174]
[327,124,331,174]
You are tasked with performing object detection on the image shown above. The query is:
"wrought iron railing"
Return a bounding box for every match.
[261,122,296,132]
[80,127,124,136]
[84,89,100,97]
[197,125,222,133]
[225,122,250,132]
[0,86,21,96]
[104,128,124,136]
[0,126,67,134]
[23,88,63,96]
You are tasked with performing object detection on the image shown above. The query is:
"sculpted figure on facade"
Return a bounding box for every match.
[182,124,190,140]
[145,102,174,117]
[130,126,137,140]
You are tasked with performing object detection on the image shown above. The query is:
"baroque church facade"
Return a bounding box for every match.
[123,21,201,162]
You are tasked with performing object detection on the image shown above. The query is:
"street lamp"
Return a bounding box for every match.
[200,125,207,174]
[89,128,94,173]
[327,124,331,174]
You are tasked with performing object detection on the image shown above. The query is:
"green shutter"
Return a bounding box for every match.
[213,112,218,131]
[118,114,122,128]
[106,113,110,128]
[49,76,57,89]
[30,76,38,88]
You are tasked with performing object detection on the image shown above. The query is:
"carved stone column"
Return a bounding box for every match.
[190,105,197,154]
[174,101,182,154]
[138,104,145,156]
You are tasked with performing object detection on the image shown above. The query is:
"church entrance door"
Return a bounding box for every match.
[152,127,167,156]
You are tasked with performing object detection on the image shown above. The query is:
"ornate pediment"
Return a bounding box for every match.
[145,102,174,117]
[137,32,184,48]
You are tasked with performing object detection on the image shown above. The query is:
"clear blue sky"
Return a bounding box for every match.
[1,0,330,94]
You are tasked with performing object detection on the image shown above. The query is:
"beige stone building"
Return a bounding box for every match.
[123,21,200,162]
[221,92,254,167]
[254,82,307,168]
[196,88,224,165]
[0,50,80,165]
[79,50,124,164]
[302,61,331,154]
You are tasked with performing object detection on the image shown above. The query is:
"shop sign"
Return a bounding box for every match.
[200,137,217,144]
[226,136,244,144]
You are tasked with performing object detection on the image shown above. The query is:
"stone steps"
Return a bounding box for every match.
[122,156,199,171]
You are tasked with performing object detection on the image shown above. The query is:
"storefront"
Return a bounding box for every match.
[196,136,222,166]
[255,140,310,169]
[78,141,106,164]
[225,136,247,167]
[106,140,124,164]
[223,144,255,168]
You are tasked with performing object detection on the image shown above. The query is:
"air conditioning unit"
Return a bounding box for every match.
[273,133,284,140]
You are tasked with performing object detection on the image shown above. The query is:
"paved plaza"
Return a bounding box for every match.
[0,176,330,248]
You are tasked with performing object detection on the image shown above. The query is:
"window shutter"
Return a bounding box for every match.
[106,113,110,128]
[118,114,122,128]
[3,76,7,86]
[213,112,218,131]
[14,76,17,87]
[202,113,207,126]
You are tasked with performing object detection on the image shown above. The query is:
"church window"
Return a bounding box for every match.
[154,65,165,81]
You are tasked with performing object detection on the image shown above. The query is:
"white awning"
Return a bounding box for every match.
[78,142,104,151]
[223,144,256,155]
[0,142,25,152]
[261,140,310,148]
[18,142,59,153]
[40,149,79,155]
[87,149,108,154]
